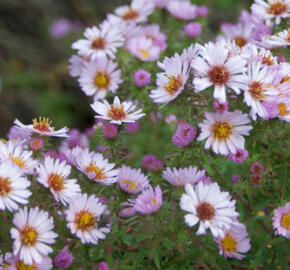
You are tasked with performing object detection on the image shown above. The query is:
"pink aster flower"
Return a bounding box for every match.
[213,100,229,113]
[134,185,162,214]
[8,126,30,141]
[98,262,109,270]
[231,175,240,184]
[141,154,163,171]
[249,175,263,186]
[165,114,177,124]
[167,0,197,20]
[192,42,247,103]
[103,123,118,139]
[49,18,74,39]
[117,165,149,193]
[197,110,253,156]
[196,6,208,17]
[134,69,151,87]
[228,149,249,163]
[162,166,206,187]
[184,22,202,38]
[119,200,136,218]
[68,55,86,78]
[250,162,264,176]
[172,123,196,147]
[215,221,251,260]
[54,247,74,269]
[29,137,44,151]
[126,121,140,133]
[272,202,290,239]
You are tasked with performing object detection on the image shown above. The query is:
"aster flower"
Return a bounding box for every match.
[262,29,290,48]
[72,22,124,60]
[231,175,240,184]
[54,247,74,269]
[134,69,151,87]
[243,62,278,120]
[37,157,81,205]
[251,0,290,25]
[114,0,154,23]
[14,118,69,138]
[167,0,196,20]
[250,162,264,176]
[117,165,149,194]
[5,253,53,270]
[126,36,161,62]
[10,207,58,265]
[184,22,202,38]
[78,56,123,101]
[68,55,87,78]
[75,149,118,185]
[228,149,249,163]
[0,140,38,174]
[180,182,239,238]
[172,123,196,147]
[103,123,118,139]
[126,121,140,133]
[192,42,247,103]
[149,54,190,104]
[213,100,229,113]
[0,162,32,212]
[98,262,109,270]
[91,96,145,125]
[134,185,162,214]
[65,193,110,244]
[197,110,253,155]
[272,202,290,239]
[119,199,137,218]
[141,154,163,171]
[249,175,263,186]
[215,221,251,260]
[162,166,206,187]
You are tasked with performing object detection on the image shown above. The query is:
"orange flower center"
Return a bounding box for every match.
[262,55,275,66]
[281,213,290,229]
[20,225,38,246]
[94,72,110,89]
[221,233,237,252]
[16,261,36,270]
[211,122,233,140]
[122,9,139,21]
[267,1,288,15]
[250,175,262,185]
[108,105,126,121]
[208,65,230,85]
[33,117,52,133]
[75,210,97,231]
[48,173,64,192]
[0,177,12,196]
[164,75,183,95]
[91,38,106,50]
[249,81,265,100]
[85,163,106,181]
[196,202,215,221]
[234,36,247,48]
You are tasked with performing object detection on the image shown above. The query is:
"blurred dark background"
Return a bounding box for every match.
[0,0,251,136]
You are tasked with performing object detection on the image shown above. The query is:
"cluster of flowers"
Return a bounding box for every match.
[1,0,290,268]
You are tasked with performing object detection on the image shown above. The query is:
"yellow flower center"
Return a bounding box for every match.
[94,72,110,89]
[20,225,38,246]
[75,210,97,231]
[33,117,52,133]
[48,173,64,192]
[278,103,288,116]
[122,179,138,191]
[249,81,265,101]
[122,9,139,21]
[211,122,233,140]
[9,155,25,169]
[85,163,106,181]
[139,49,150,60]
[164,75,183,95]
[196,202,215,221]
[0,177,12,196]
[281,213,290,229]
[234,36,247,48]
[151,198,157,204]
[108,105,126,121]
[91,38,106,50]
[208,65,230,85]
[221,233,237,252]
[267,1,288,15]
[16,261,36,270]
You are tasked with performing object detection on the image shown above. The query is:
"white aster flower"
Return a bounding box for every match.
[262,28,290,48]
[65,193,110,244]
[14,117,69,138]
[72,22,124,60]
[150,53,190,104]
[197,110,253,155]
[75,148,118,185]
[243,62,278,120]
[0,162,31,212]
[10,207,58,265]
[0,140,38,174]
[251,0,290,25]
[114,0,154,23]
[162,166,206,187]
[180,182,239,238]
[91,96,145,125]
[68,54,87,78]
[78,56,123,101]
[37,157,81,205]
[191,42,247,103]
